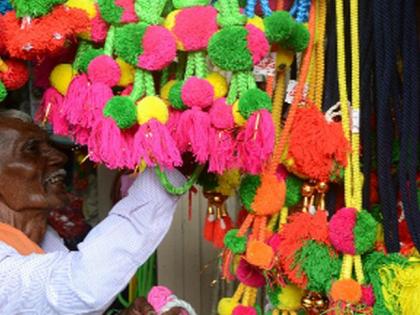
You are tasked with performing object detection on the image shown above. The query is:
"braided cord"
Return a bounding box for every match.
[129,69,146,102]
[104,26,115,56]
[245,0,257,17]
[194,51,208,78]
[271,70,286,147]
[144,71,156,96]
[314,0,326,108]
[155,165,204,196]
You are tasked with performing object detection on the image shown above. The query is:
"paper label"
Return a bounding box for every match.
[285,80,309,104]
[351,108,360,133]
[253,53,276,81]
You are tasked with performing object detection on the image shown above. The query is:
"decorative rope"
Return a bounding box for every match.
[104,26,115,56]
[155,165,204,196]
[271,69,286,148]
[129,69,145,102]
[314,0,326,108]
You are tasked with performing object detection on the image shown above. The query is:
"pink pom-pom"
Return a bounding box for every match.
[276,164,289,181]
[209,98,234,129]
[91,6,108,43]
[267,233,281,252]
[134,120,182,168]
[233,305,257,315]
[246,24,269,65]
[138,25,177,71]
[61,74,90,127]
[361,285,376,306]
[147,286,173,312]
[181,77,214,109]
[115,0,138,23]
[208,128,236,174]
[237,110,274,174]
[173,6,218,51]
[236,259,266,288]
[88,55,121,87]
[176,108,211,163]
[328,207,357,255]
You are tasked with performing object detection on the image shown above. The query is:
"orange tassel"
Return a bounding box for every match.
[213,212,233,248]
[203,208,215,242]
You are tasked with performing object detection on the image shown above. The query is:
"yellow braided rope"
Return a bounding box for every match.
[336,0,364,283]
[314,0,327,108]
[232,283,245,302]
[272,70,287,144]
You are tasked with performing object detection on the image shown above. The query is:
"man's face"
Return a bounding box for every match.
[0,118,68,212]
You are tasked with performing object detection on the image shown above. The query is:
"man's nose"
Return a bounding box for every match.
[45,146,68,167]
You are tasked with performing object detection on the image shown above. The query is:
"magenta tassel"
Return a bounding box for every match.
[208,128,236,174]
[237,109,275,174]
[61,74,91,127]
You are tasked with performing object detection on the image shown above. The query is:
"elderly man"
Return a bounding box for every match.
[0,110,184,315]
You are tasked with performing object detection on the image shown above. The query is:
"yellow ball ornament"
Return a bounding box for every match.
[247,16,265,31]
[160,80,177,101]
[137,96,169,125]
[206,72,228,99]
[49,64,76,95]
[277,285,304,311]
[232,101,246,126]
[66,0,96,18]
[275,47,294,68]
[116,58,135,87]
[218,298,239,315]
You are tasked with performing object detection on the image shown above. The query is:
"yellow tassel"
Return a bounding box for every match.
[397,261,420,315]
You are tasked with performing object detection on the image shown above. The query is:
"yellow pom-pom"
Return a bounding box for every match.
[247,16,265,31]
[160,80,177,101]
[49,64,76,95]
[275,46,295,68]
[277,285,304,311]
[232,101,246,126]
[116,58,135,87]
[137,96,169,124]
[66,0,96,18]
[206,72,228,99]
[216,169,241,196]
[164,10,185,51]
[217,298,239,315]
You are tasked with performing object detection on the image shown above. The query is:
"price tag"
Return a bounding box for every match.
[253,53,276,81]
[285,80,309,104]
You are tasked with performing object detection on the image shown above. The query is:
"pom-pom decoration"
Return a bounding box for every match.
[330,279,362,304]
[1,6,90,60]
[0,59,29,90]
[11,0,66,18]
[218,298,239,315]
[172,0,210,9]
[232,305,257,315]
[239,175,261,213]
[87,55,121,87]
[97,0,137,25]
[329,207,378,255]
[49,63,76,95]
[114,23,177,71]
[168,81,187,110]
[236,258,266,288]
[238,88,272,119]
[166,6,218,52]
[103,96,137,129]
[206,72,228,99]
[224,229,247,254]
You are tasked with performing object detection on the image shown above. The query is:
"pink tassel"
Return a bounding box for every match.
[134,119,182,169]
[120,127,138,170]
[208,128,236,174]
[84,82,114,129]
[237,109,275,174]
[73,125,90,146]
[88,117,125,169]
[61,74,91,127]
[176,108,211,164]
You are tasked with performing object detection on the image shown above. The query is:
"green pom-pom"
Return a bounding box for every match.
[267,286,281,307]
[168,81,187,110]
[197,170,218,191]
[97,0,123,25]
[354,210,378,255]
[238,88,272,119]
[0,81,7,102]
[286,22,310,52]
[239,175,261,213]
[285,175,302,207]
[263,11,294,44]
[74,46,104,73]
[173,0,209,8]
[224,229,247,254]
[11,0,65,17]
[103,96,137,129]
[208,27,253,72]
[114,23,147,66]
[295,241,341,292]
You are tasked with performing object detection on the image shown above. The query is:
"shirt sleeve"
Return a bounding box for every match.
[0,168,184,315]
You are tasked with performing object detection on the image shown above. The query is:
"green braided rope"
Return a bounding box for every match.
[217,0,246,27]
[247,71,257,89]
[129,69,146,102]
[227,73,239,104]
[185,53,196,79]
[155,165,204,195]
[194,51,208,78]
[144,71,156,96]
[237,71,249,98]
[104,26,116,56]
[135,0,166,25]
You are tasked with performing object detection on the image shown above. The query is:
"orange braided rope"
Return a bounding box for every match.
[268,1,317,174]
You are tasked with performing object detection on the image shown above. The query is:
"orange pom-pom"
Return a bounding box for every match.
[245,239,274,269]
[251,173,285,216]
[331,279,362,304]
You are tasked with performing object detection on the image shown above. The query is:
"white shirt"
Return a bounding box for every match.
[0,169,184,315]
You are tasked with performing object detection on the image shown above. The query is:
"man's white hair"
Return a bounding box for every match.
[0,109,33,123]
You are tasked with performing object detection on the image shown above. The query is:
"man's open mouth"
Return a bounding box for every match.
[44,169,67,185]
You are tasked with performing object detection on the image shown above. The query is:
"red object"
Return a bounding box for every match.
[0,59,29,90]
[213,214,233,248]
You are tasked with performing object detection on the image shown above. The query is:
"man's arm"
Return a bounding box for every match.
[0,169,184,315]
